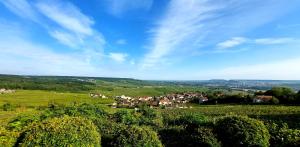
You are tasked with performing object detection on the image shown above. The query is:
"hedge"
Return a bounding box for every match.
[17,116,101,146]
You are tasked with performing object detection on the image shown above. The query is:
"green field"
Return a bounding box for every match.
[0,90,115,125]
[161,104,300,129]
[1,90,299,128]
[0,90,114,107]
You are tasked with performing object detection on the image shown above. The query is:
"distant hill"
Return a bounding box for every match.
[0,74,299,92]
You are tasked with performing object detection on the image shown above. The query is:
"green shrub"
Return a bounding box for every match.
[192,128,221,147]
[0,126,19,146]
[267,122,300,146]
[41,103,108,120]
[159,126,220,147]
[279,128,300,146]
[158,126,186,147]
[215,115,270,147]
[175,113,209,131]
[270,97,280,104]
[114,125,163,147]
[8,113,41,131]
[136,105,163,128]
[113,110,139,125]
[2,103,16,111]
[113,108,163,128]
[17,116,101,146]
[92,118,127,146]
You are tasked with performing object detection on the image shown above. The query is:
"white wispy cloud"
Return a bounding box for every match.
[1,0,105,52]
[254,38,295,45]
[216,37,296,50]
[36,1,94,36]
[108,53,128,63]
[49,30,80,48]
[0,24,98,76]
[141,0,222,68]
[35,1,106,53]
[116,39,127,45]
[0,0,38,22]
[106,0,153,16]
[217,37,247,49]
[142,0,300,69]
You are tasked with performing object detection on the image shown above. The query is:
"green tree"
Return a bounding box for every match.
[265,87,296,103]
[215,115,270,147]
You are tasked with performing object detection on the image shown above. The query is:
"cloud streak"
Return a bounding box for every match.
[1,0,105,53]
[142,0,300,68]
[0,0,38,22]
[36,1,94,36]
[0,23,98,76]
[108,53,128,63]
[217,37,247,49]
[216,37,296,49]
[142,0,222,68]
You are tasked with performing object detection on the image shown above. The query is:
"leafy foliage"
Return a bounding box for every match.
[8,113,41,131]
[215,115,270,147]
[265,87,296,103]
[113,106,163,128]
[159,126,220,147]
[17,116,101,146]
[0,126,19,146]
[1,103,16,111]
[41,103,108,120]
[266,122,300,147]
[174,113,209,130]
[114,125,162,147]
[92,118,127,147]
[113,110,138,125]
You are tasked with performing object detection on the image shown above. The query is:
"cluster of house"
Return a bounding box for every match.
[113,93,208,108]
[0,88,15,94]
[253,95,273,103]
[89,93,107,98]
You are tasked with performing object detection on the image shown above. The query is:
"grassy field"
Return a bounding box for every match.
[0,90,115,125]
[0,90,114,107]
[1,90,299,129]
[161,104,300,129]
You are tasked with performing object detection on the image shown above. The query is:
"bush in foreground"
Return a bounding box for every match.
[92,118,126,146]
[8,113,41,131]
[159,126,220,147]
[17,116,100,146]
[175,113,209,130]
[192,128,221,147]
[215,115,270,147]
[114,125,162,147]
[0,126,19,146]
[267,123,300,146]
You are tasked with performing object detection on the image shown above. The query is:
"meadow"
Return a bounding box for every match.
[0,75,299,146]
[161,104,300,129]
[1,90,299,129]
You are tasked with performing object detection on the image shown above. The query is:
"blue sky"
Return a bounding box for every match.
[0,0,300,80]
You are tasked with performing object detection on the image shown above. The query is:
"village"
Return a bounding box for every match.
[0,88,15,94]
[89,92,208,108]
[113,93,209,108]
[89,91,276,108]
